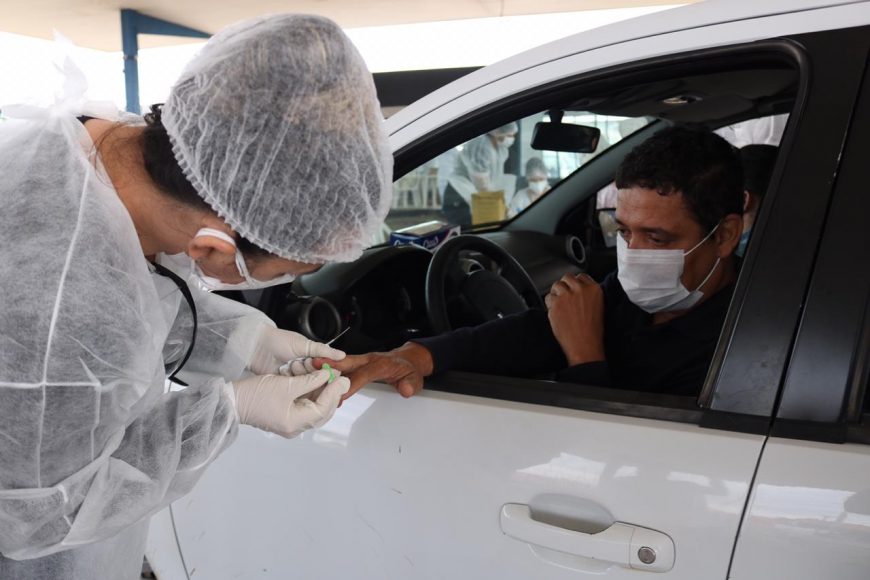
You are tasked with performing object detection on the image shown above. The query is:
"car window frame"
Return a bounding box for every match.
[394,33,862,429]
[767,50,870,444]
[700,26,870,425]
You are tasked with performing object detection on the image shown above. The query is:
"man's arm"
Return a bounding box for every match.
[326,272,620,399]
[325,308,567,399]
[416,309,567,376]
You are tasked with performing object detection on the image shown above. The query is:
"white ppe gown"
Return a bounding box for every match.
[448,135,509,200]
[0,113,270,578]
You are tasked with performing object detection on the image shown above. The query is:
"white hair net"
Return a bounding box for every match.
[162,14,393,264]
[524,156,548,177]
[451,128,514,194]
[488,122,519,137]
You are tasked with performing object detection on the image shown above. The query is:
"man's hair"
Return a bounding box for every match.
[740,144,778,198]
[615,126,744,232]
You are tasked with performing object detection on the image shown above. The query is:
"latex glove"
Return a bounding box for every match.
[248,325,346,375]
[230,370,350,438]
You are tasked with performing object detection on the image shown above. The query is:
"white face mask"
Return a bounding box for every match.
[528,179,548,195]
[498,136,515,149]
[190,228,296,291]
[617,223,721,313]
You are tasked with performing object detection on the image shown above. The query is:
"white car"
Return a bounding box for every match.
[146,1,870,578]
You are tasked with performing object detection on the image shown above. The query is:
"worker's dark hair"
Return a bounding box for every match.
[615,126,743,232]
[141,104,269,258]
[740,144,778,197]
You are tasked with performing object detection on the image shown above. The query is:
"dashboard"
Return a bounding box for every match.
[259,230,587,354]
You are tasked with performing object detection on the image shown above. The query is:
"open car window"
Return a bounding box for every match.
[382,112,655,240]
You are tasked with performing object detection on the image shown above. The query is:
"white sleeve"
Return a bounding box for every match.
[175,282,273,385]
[0,115,240,560]
[155,253,274,385]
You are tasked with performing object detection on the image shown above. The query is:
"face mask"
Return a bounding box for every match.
[736,229,750,258]
[617,223,721,313]
[498,136,515,149]
[528,179,548,195]
[190,228,296,291]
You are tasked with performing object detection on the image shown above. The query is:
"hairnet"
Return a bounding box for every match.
[162,14,392,263]
[524,156,548,177]
[488,122,519,137]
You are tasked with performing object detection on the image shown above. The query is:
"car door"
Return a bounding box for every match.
[729,54,870,580]
[161,17,870,580]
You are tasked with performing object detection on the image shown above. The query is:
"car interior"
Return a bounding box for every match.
[225,46,800,414]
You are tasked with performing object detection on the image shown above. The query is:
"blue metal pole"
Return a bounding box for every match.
[121,9,140,114]
[120,9,211,115]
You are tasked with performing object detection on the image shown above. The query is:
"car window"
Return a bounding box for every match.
[384,111,654,236]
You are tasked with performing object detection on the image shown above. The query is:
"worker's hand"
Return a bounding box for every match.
[248,325,345,375]
[315,342,434,402]
[230,370,349,438]
[545,273,606,366]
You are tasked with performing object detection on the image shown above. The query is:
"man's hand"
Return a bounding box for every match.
[314,342,434,402]
[545,273,606,366]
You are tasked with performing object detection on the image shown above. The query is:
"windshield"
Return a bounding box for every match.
[378,111,655,243]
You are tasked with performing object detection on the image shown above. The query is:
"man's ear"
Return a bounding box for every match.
[715,214,743,258]
[743,190,751,212]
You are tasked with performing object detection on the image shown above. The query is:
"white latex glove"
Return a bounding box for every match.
[248,325,346,375]
[230,370,350,438]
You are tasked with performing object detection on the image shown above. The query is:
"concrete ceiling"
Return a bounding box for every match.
[1,1,691,51]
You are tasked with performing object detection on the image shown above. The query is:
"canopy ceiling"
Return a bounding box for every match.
[2,1,690,51]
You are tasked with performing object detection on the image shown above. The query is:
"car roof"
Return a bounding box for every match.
[385,0,863,135]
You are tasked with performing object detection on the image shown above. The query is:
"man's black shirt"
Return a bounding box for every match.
[415,272,734,396]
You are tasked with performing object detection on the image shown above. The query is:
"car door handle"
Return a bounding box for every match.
[499,503,675,573]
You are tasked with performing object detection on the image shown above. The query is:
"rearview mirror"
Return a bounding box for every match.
[531,111,600,153]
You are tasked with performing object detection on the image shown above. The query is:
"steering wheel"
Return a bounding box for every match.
[425,235,546,333]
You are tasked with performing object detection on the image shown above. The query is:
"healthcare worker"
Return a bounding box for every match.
[0,14,391,579]
[443,122,518,226]
[508,156,551,216]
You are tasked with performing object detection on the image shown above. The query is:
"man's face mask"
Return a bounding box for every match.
[736,229,751,258]
[617,223,721,313]
[497,135,516,149]
[190,228,296,291]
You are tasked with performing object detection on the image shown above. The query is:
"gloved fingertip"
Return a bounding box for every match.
[310,367,332,383]
[334,376,351,394]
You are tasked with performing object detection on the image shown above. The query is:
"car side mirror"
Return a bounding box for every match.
[531,110,600,153]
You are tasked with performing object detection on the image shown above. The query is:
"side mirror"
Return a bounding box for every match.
[531,110,600,153]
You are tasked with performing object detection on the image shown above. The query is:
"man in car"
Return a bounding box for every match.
[324,126,745,399]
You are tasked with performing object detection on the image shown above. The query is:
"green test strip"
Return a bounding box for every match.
[323,363,335,383]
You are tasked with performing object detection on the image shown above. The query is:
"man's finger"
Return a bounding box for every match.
[345,358,388,395]
[396,375,423,398]
[317,354,368,374]
[559,274,583,291]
